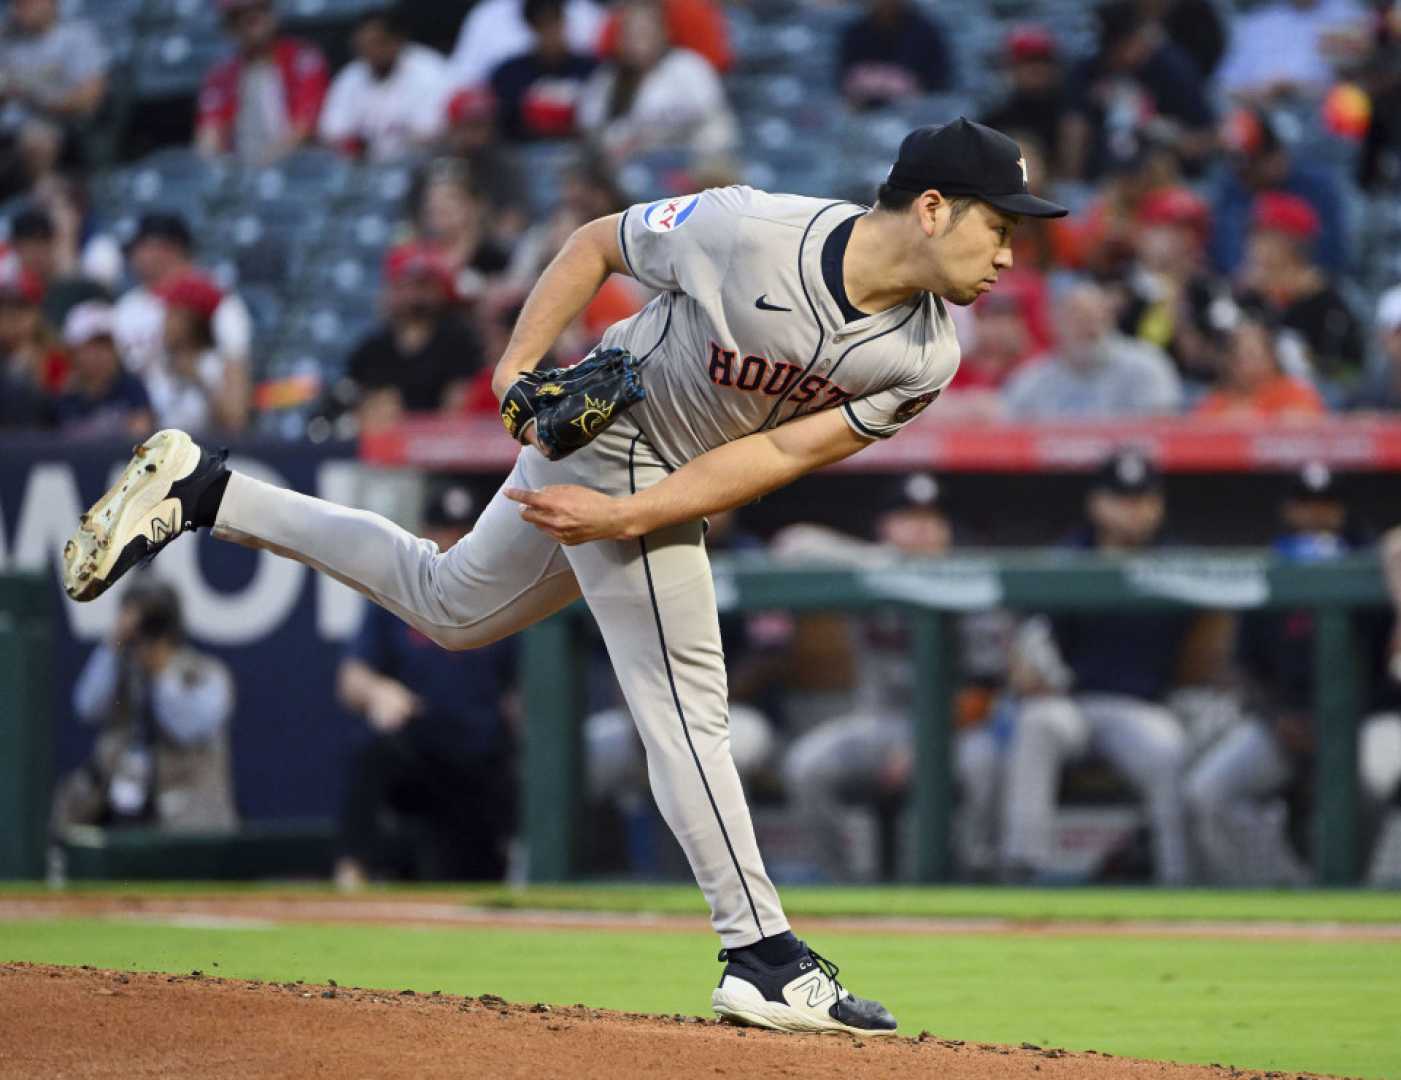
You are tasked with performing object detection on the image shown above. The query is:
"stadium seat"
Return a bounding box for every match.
[234,148,354,206]
[132,31,226,101]
[205,212,314,288]
[344,160,417,214]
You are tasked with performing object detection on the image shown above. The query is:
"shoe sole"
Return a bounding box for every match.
[711,989,899,1037]
[62,429,201,603]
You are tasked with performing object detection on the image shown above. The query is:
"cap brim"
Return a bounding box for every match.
[983,192,1069,219]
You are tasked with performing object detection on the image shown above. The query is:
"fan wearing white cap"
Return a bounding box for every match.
[52,302,153,439]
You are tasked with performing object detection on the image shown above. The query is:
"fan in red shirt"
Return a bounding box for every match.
[195,0,329,163]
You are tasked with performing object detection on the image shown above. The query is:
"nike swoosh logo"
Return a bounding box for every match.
[755,294,792,312]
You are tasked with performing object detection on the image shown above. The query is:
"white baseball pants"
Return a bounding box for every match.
[212,423,789,947]
[1001,693,1190,884]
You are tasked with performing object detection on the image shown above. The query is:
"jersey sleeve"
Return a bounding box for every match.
[616,185,751,295]
[840,377,950,440]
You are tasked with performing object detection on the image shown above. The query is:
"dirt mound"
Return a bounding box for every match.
[0,963,1340,1080]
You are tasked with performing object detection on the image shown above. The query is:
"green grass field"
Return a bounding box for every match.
[3,885,1399,1078]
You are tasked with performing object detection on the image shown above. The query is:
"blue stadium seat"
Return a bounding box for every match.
[344,161,417,214]
[234,148,354,205]
[205,212,314,287]
[516,140,582,216]
[140,0,222,32]
[133,30,226,101]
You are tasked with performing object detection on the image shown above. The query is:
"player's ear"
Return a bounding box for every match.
[915,190,945,238]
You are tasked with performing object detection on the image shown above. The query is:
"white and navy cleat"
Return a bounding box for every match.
[711,943,898,1036]
[62,429,228,603]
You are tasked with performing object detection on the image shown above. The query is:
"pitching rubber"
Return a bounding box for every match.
[62,429,201,602]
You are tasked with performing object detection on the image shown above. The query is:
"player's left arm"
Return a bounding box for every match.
[506,408,871,545]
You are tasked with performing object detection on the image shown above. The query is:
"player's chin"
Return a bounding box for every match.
[945,285,983,307]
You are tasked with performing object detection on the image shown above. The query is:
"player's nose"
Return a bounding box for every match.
[994,246,1014,270]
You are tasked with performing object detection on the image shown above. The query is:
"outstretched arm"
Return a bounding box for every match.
[491,214,628,400]
[506,408,872,545]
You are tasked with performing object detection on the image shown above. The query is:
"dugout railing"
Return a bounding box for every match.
[520,551,1388,886]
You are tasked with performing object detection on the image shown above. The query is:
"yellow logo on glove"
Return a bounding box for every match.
[538,383,565,396]
[571,393,616,437]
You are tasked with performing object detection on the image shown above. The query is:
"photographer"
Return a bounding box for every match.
[50,582,237,849]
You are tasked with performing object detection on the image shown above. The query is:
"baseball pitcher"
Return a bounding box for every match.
[62,118,1066,1035]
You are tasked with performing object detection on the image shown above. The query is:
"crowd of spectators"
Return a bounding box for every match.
[0,0,1397,439]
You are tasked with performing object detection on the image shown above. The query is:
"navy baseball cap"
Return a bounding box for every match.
[1092,448,1162,495]
[886,118,1068,219]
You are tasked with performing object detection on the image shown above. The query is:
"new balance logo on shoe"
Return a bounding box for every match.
[791,973,836,1009]
[150,509,178,545]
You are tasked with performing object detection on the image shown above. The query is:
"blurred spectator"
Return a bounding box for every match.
[1118,186,1230,393]
[345,243,487,433]
[448,0,605,89]
[576,0,736,166]
[980,27,1069,179]
[0,261,57,429]
[319,7,451,162]
[113,213,253,380]
[1061,1,1216,181]
[18,175,124,294]
[334,486,517,885]
[838,0,952,111]
[145,273,250,434]
[0,0,109,197]
[1149,0,1228,82]
[942,283,1049,423]
[1348,285,1401,410]
[596,0,731,74]
[411,158,513,300]
[52,302,153,439]
[196,0,329,164]
[1216,0,1371,105]
[1194,302,1327,418]
[489,0,598,142]
[498,154,641,364]
[1055,130,1186,278]
[1002,279,1182,419]
[0,263,55,428]
[1185,464,1390,885]
[1357,66,1401,190]
[1236,191,1364,389]
[50,581,237,850]
[1001,450,1197,884]
[1209,105,1348,275]
[3,203,110,329]
[777,475,1012,881]
[438,87,528,241]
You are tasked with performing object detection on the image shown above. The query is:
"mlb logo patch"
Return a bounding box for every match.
[642,194,701,233]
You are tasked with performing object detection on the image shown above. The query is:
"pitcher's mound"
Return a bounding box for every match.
[0,963,1333,1079]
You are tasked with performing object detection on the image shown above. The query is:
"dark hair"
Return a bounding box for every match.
[875,186,978,229]
[523,0,565,29]
[126,582,184,644]
[11,207,55,242]
[357,4,409,37]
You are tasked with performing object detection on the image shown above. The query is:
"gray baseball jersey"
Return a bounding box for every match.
[603,186,962,466]
[203,186,968,958]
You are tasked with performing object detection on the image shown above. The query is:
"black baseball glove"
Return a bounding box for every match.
[499,347,646,460]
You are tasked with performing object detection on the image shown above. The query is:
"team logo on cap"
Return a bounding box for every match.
[643,194,701,233]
